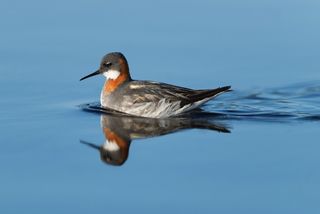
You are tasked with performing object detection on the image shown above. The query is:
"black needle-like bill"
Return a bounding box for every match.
[80,70,100,81]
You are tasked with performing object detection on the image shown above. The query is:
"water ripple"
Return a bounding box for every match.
[80,81,320,122]
[209,81,320,121]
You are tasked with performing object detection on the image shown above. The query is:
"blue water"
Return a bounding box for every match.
[1,0,320,213]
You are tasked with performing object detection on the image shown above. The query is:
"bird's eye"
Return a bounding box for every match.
[103,62,112,67]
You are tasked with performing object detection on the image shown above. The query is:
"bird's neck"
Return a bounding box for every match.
[103,127,130,153]
[103,71,131,93]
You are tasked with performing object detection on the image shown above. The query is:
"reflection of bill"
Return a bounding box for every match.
[80,113,230,166]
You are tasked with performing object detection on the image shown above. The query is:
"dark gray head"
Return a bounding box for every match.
[80,52,131,81]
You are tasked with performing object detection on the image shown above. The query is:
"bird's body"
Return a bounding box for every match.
[101,80,230,118]
[80,52,231,118]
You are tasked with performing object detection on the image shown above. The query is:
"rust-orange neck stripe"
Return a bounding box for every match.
[103,128,128,150]
[104,72,130,93]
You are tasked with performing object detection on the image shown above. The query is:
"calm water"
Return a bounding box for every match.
[1,0,320,213]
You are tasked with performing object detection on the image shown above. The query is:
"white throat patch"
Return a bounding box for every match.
[103,70,120,80]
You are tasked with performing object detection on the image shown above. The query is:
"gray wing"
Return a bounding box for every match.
[124,81,231,107]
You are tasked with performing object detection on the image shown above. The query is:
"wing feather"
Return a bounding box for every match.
[126,81,231,107]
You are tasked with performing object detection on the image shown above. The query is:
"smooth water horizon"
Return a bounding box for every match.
[1,0,320,213]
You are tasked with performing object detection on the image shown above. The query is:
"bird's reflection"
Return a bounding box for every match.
[80,111,231,166]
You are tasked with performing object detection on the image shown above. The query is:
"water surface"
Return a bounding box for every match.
[1,0,320,213]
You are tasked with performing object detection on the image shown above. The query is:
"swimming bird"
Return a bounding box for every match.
[80,52,231,118]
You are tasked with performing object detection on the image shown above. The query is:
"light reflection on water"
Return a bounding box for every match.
[80,111,230,166]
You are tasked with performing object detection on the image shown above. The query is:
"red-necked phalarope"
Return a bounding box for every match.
[80,52,231,118]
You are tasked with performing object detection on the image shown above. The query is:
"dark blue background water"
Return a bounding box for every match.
[1,0,319,213]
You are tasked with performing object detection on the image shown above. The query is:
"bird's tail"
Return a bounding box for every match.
[184,85,231,105]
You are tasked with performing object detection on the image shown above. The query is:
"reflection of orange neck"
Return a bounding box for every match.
[103,128,129,151]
